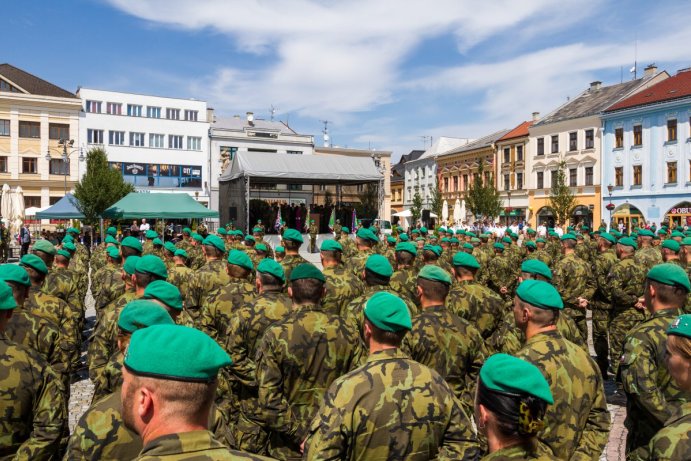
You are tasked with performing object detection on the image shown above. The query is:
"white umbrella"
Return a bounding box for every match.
[441,200,449,225]
[1,184,11,224]
[460,200,467,223]
[453,199,462,226]
[11,186,24,237]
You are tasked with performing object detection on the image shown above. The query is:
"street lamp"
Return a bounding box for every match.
[46,139,85,195]
[606,184,615,230]
[506,190,512,225]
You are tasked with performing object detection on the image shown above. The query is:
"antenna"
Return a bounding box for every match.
[630,35,638,80]
[270,105,278,121]
[321,120,331,147]
[419,136,432,148]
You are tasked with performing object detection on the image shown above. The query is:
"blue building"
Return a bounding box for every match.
[601,67,691,230]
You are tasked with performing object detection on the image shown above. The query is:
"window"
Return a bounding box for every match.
[569,132,577,151]
[615,128,623,148]
[615,167,623,187]
[130,132,145,147]
[585,129,594,149]
[633,124,642,146]
[503,174,510,191]
[550,170,557,187]
[187,136,201,150]
[107,102,122,115]
[463,174,468,190]
[551,135,559,153]
[453,176,458,191]
[126,104,142,117]
[287,150,303,155]
[49,159,69,175]
[569,168,577,187]
[88,129,104,144]
[149,133,164,148]
[85,100,101,113]
[168,135,183,149]
[49,123,69,140]
[537,137,545,155]
[22,157,37,174]
[633,165,642,186]
[24,196,41,208]
[585,167,593,186]
[537,171,544,189]
[108,130,125,145]
[516,145,523,161]
[0,156,7,172]
[0,119,9,136]
[484,172,490,185]
[516,173,523,190]
[184,110,198,121]
[503,147,510,164]
[0,79,21,92]
[667,162,677,184]
[667,119,677,142]
[18,121,40,138]
[166,108,180,120]
[289,184,303,191]
[147,106,161,118]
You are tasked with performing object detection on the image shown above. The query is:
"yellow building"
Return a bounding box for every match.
[0,64,83,214]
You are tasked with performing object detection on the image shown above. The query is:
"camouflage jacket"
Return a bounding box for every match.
[552,252,595,310]
[91,264,124,313]
[634,246,663,272]
[185,259,230,312]
[43,266,84,314]
[255,303,365,459]
[345,248,374,277]
[89,244,106,273]
[168,265,193,297]
[527,248,553,268]
[389,267,418,307]
[605,257,646,311]
[0,334,67,460]
[26,286,80,366]
[481,442,558,460]
[630,401,691,461]
[342,286,418,329]
[338,235,356,258]
[279,254,312,282]
[591,249,618,310]
[402,305,487,412]
[447,279,504,339]
[575,242,592,264]
[304,348,481,461]
[321,265,365,315]
[472,247,492,285]
[200,278,256,342]
[619,308,689,453]
[515,330,610,461]
[486,254,516,298]
[92,350,124,404]
[136,430,271,460]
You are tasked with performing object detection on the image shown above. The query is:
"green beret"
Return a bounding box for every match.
[667,314,691,338]
[418,265,452,285]
[526,228,536,235]
[440,237,450,243]
[436,227,444,232]
[493,242,505,250]
[252,227,263,234]
[364,292,411,332]
[449,237,460,244]
[62,235,74,243]
[480,353,554,405]
[106,226,118,236]
[144,230,158,239]
[341,227,349,233]
[415,237,426,242]
[560,233,576,241]
[0,281,17,310]
[257,258,285,283]
[423,244,442,257]
[289,263,324,282]
[419,226,428,233]
[152,238,163,246]
[462,243,473,250]
[217,227,228,236]
[672,231,685,238]
[524,241,537,249]
[164,241,177,253]
[365,254,393,278]
[547,231,558,237]
[395,242,417,256]
[62,241,76,252]
[244,235,256,243]
[107,247,122,259]
[0,264,30,287]
[502,236,511,244]
[274,245,285,253]
[566,226,574,232]
[121,236,143,252]
[661,240,680,252]
[135,255,168,279]
[647,263,690,292]
[356,227,379,243]
[516,279,563,310]
[320,240,343,252]
[66,227,80,234]
[255,243,268,252]
[143,280,183,310]
[283,229,304,243]
[618,237,638,250]
[105,235,119,245]
[20,254,48,275]
[466,232,477,238]
[33,240,56,255]
[599,232,617,245]
[658,229,668,235]
[174,249,188,259]
[681,237,691,247]
[387,236,396,244]
[56,249,72,260]
[182,227,192,235]
[124,324,232,382]
[192,233,204,242]
[610,230,622,238]
[203,234,226,253]
[521,259,553,280]
[123,256,140,275]
[233,230,244,237]
[453,252,480,269]
[117,300,174,333]
[639,229,655,238]
[536,238,546,244]
[456,229,465,235]
[581,225,589,231]
[630,232,638,240]
[227,250,254,272]
[399,234,409,241]
[411,229,420,235]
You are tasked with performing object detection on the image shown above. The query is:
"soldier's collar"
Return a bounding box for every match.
[367,347,409,363]
[292,303,321,314]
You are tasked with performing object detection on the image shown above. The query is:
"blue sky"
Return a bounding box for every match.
[4,0,690,160]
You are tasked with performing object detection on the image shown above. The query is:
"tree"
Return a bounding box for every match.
[465,161,502,221]
[548,160,576,225]
[410,189,423,224]
[355,183,379,219]
[74,147,135,224]
[430,183,443,223]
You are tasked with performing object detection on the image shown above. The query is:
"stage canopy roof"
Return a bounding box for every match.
[36,194,85,219]
[102,192,218,219]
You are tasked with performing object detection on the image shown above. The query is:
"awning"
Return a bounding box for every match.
[392,209,412,217]
[102,193,218,219]
[36,194,85,219]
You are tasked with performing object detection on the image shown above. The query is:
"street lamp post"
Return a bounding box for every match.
[606,184,614,231]
[506,190,512,226]
[46,139,85,195]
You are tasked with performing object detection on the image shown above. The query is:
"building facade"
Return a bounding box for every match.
[390,150,424,217]
[495,119,534,225]
[602,68,691,229]
[0,64,83,212]
[77,88,210,204]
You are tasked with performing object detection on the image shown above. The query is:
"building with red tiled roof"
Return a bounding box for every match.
[605,67,691,113]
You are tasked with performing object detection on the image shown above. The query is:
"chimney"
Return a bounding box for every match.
[206,107,215,124]
[590,81,602,91]
[644,64,657,78]
[246,111,254,126]
[532,111,540,121]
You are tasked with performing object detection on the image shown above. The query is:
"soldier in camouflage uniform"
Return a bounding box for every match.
[590,232,619,377]
[168,249,193,294]
[31,239,56,269]
[486,243,516,303]
[533,238,553,267]
[513,279,610,460]
[0,280,68,459]
[635,230,663,271]
[389,242,419,306]
[304,291,481,460]
[254,264,365,460]
[337,226,355,258]
[332,218,342,236]
[279,229,312,281]
[619,264,690,455]
[402,265,487,414]
[308,219,318,253]
[92,247,125,319]
[319,239,364,315]
[346,227,378,276]
[43,249,84,327]
[185,235,230,323]
[660,239,685,268]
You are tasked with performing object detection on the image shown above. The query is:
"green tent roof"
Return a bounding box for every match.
[35,194,85,219]
[102,193,218,219]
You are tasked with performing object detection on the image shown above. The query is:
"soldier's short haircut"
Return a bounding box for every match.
[23,266,46,284]
[395,251,415,266]
[667,334,691,359]
[290,278,324,304]
[364,268,390,286]
[422,250,439,262]
[127,374,216,421]
[647,279,687,307]
[320,250,341,263]
[454,265,477,278]
[365,318,407,346]
[32,250,54,267]
[417,277,449,302]
[203,245,223,258]
[477,379,548,438]
[284,240,301,251]
[55,254,70,265]
[134,271,164,289]
[227,263,250,279]
[519,272,549,282]
[258,272,282,290]
[121,246,141,259]
[561,239,576,249]
[356,237,374,248]
[517,298,558,327]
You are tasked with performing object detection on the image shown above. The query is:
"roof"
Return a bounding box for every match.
[534,78,655,126]
[605,68,691,112]
[392,149,425,177]
[214,116,298,135]
[102,193,218,219]
[35,194,84,219]
[0,63,77,99]
[497,121,533,142]
[442,128,511,156]
[220,151,382,185]
[416,137,474,161]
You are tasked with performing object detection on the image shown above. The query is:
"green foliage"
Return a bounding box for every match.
[73,147,135,224]
[410,189,423,224]
[356,183,379,218]
[548,161,576,225]
[430,183,443,220]
[465,161,502,220]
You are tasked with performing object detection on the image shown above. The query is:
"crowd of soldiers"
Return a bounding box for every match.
[1,220,690,460]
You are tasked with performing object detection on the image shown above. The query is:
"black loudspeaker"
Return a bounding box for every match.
[422,209,430,224]
[228,207,237,220]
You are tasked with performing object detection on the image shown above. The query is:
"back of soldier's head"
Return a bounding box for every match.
[290,278,324,304]
[320,249,341,264]
[416,277,449,303]
[422,249,438,262]
[364,268,390,286]
[395,250,414,266]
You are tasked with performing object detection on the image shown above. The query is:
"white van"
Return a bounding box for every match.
[373,219,392,235]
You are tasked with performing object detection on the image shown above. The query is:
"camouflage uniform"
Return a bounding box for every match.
[481,443,558,460]
[43,265,84,317]
[338,234,356,258]
[552,252,595,342]
[136,431,271,460]
[389,267,418,307]
[486,253,516,302]
[345,248,374,277]
[402,305,487,413]
[91,263,124,317]
[630,402,691,461]
[321,265,365,315]
[200,279,256,342]
[447,279,504,339]
[528,248,553,268]
[619,308,689,454]
[635,245,663,272]
[92,350,124,403]
[472,247,491,284]
[342,286,418,328]
[0,333,68,459]
[279,254,311,282]
[515,330,610,460]
[304,348,481,460]
[254,303,365,460]
[185,259,230,320]
[308,223,318,253]
[590,248,618,376]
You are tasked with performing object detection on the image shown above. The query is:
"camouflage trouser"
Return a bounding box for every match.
[610,307,646,375]
[591,308,612,377]
[230,409,270,455]
[564,307,587,344]
[309,236,317,253]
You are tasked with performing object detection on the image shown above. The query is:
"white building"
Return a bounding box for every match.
[77,88,210,204]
